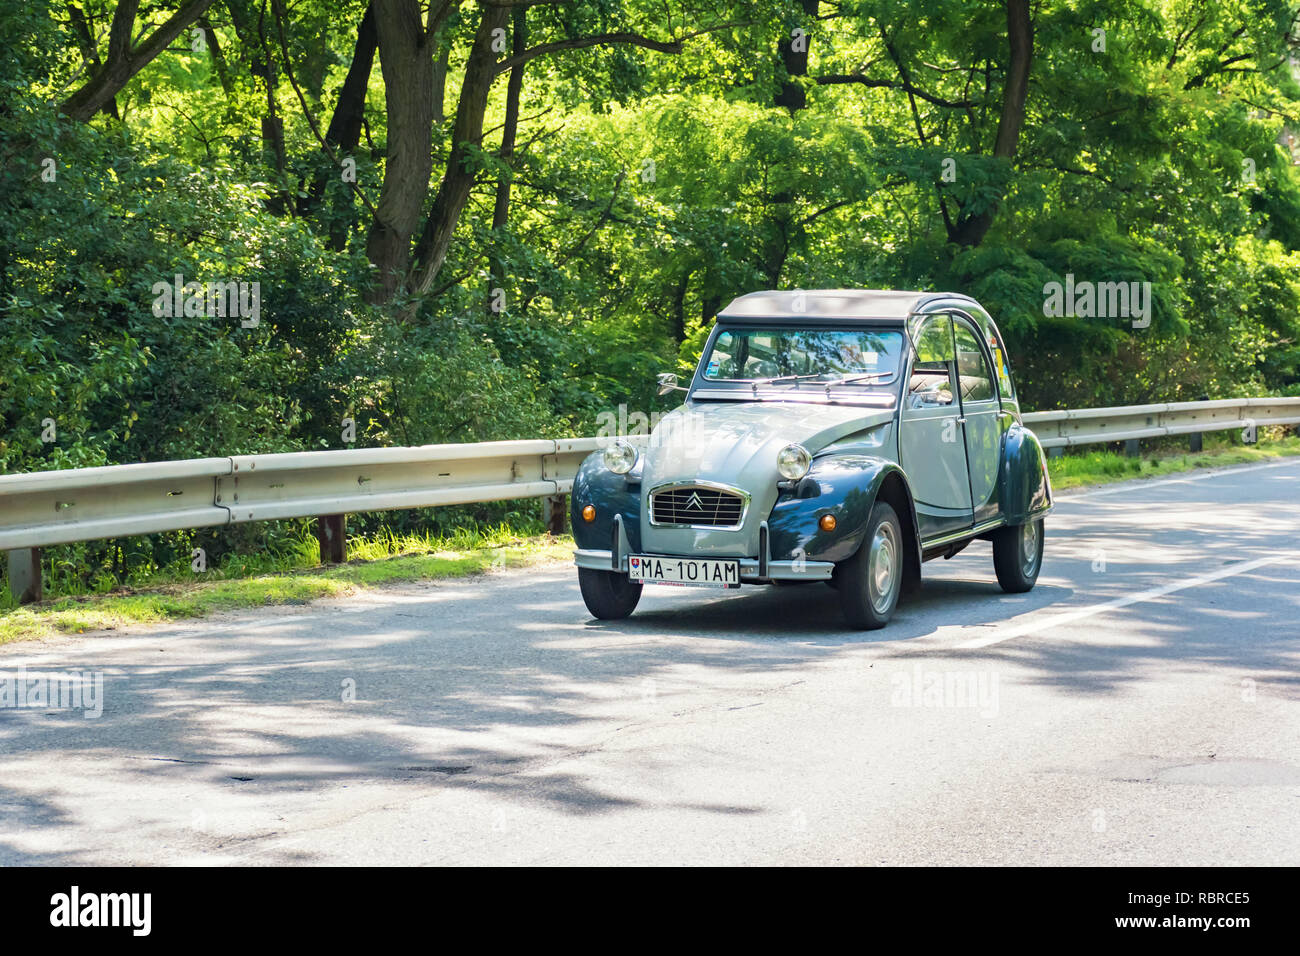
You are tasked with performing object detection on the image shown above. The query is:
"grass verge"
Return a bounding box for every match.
[0,531,572,646]
[1046,433,1300,490]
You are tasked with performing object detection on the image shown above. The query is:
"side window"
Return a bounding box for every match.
[953,321,994,402]
[907,316,955,408]
[978,315,1016,402]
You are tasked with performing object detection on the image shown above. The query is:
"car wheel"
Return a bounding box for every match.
[838,501,903,629]
[992,518,1044,593]
[578,567,643,619]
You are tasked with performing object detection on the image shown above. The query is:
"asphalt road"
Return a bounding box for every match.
[2,458,1298,866]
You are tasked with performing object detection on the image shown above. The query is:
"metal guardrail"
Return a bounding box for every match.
[1023,397,1300,448]
[0,438,600,602]
[2,398,1297,603]
[0,438,601,553]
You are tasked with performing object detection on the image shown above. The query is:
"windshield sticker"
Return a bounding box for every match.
[706,359,720,377]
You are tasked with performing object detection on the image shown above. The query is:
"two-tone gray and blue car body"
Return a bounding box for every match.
[571,289,1053,629]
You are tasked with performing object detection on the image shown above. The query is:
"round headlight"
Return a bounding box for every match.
[602,439,638,475]
[776,443,811,480]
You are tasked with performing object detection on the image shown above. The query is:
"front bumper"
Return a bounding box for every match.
[573,513,835,582]
[573,548,834,582]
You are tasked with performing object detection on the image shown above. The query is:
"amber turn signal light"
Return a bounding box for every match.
[581,504,596,523]
[819,514,837,532]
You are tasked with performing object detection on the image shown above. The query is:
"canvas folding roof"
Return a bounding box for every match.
[717,289,978,323]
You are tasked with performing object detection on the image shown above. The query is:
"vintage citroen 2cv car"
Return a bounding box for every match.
[571,290,1053,629]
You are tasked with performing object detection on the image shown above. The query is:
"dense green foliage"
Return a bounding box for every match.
[3,0,1300,587]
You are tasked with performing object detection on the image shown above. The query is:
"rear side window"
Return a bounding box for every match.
[978,314,1016,402]
[953,321,994,402]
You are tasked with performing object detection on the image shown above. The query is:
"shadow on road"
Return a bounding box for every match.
[1,467,1298,863]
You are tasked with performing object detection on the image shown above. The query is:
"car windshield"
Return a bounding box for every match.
[700,328,905,387]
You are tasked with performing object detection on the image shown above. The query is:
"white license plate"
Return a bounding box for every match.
[628,555,740,588]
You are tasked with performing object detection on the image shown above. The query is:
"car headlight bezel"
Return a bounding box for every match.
[603,439,639,475]
[776,442,812,481]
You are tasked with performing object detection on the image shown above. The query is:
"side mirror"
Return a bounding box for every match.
[656,372,683,396]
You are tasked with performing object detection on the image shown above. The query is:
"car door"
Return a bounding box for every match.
[952,315,1002,525]
[900,314,974,539]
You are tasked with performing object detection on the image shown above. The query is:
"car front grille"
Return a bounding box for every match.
[649,485,747,528]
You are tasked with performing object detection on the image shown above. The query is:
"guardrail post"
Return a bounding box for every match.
[1047,447,1064,460]
[7,548,42,604]
[543,494,567,535]
[316,514,347,564]
[1189,393,1207,452]
[1124,439,1140,457]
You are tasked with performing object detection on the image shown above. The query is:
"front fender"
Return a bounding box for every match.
[767,456,916,564]
[1000,424,1053,524]
[570,452,642,553]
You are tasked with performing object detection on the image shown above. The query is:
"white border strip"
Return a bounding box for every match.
[958,552,1300,650]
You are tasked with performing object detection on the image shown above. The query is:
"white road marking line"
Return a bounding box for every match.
[1059,457,1300,501]
[957,552,1300,650]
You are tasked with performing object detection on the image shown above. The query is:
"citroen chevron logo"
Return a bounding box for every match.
[685,492,705,511]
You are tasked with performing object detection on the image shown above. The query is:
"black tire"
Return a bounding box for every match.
[838,501,904,629]
[578,567,643,619]
[991,518,1044,593]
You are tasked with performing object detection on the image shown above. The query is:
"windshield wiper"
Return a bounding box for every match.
[823,371,895,387]
[748,373,827,393]
[742,371,895,396]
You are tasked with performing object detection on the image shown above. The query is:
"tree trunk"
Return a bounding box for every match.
[702,291,722,325]
[765,0,816,285]
[672,269,691,341]
[406,4,510,299]
[61,0,214,122]
[488,5,527,314]
[774,0,818,112]
[302,1,376,235]
[225,0,291,212]
[322,3,377,158]
[68,5,120,119]
[198,14,234,98]
[946,0,1032,247]
[364,0,435,303]
[432,45,450,125]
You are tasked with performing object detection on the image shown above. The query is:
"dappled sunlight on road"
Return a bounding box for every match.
[0,459,1297,865]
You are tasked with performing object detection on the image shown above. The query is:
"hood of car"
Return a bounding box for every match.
[642,400,893,490]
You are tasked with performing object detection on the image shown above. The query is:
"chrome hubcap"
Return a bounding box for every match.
[1021,521,1040,575]
[868,522,898,614]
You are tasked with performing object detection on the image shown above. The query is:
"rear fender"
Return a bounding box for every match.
[1000,423,1053,524]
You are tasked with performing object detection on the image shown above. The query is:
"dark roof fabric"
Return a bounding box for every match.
[718,289,976,321]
